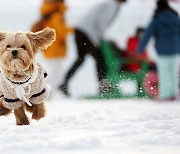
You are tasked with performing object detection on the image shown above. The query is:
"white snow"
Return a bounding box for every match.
[0,0,180,154]
[1,100,180,154]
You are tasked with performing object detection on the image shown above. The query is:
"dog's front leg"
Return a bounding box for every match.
[0,101,11,116]
[25,103,46,121]
[14,107,30,125]
[31,103,46,121]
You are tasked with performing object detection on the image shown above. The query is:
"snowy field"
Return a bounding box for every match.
[0,0,180,154]
[1,100,180,154]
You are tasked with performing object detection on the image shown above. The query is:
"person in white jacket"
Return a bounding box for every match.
[59,0,127,96]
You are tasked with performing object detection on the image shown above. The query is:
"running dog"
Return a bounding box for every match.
[0,27,56,125]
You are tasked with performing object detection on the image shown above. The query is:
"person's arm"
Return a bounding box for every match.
[136,19,156,54]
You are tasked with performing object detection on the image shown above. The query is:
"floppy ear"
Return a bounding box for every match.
[26,27,56,52]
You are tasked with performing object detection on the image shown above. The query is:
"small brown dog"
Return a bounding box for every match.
[0,27,56,125]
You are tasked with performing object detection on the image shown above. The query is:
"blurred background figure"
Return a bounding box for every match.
[106,27,150,73]
[125,27,148,72]
[59,0,127,96]
[127,27,148,59]
[31,0,73,98]
[137,0,180,101]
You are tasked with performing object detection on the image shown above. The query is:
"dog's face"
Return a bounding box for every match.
[0,28,56,79]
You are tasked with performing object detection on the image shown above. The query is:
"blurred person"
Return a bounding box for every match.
[126,27,148,72]
[59,0,127,96]
[32,0,73,97]
[137,0,180,101]
[127,27,148,59]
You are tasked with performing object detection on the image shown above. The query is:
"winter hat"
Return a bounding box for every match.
[41,0,67,16]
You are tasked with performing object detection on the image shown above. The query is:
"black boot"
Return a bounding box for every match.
[59,84,70,96]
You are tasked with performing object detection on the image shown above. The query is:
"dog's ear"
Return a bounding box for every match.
[0,32,5,41]
[26,27,56,52]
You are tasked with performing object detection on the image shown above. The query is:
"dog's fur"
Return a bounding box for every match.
[0,27,56,125]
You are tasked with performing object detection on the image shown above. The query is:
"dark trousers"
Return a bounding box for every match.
[63,29,106,86]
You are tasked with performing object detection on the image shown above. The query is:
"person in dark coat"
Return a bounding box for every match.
[137,0,180,101]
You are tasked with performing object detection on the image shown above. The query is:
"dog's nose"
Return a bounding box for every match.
[12,50,18,57]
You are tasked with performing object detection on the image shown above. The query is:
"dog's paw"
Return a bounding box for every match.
[16,118,30,126]
[31,103,46,121]
[32,111,45,121]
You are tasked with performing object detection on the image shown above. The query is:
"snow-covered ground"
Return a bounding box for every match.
[1,100,180,154]
[0,0,180,154]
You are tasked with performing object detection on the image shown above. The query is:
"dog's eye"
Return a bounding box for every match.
[21,45,26,50]
[6,45,11,48]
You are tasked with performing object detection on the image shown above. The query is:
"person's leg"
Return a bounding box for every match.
[90,46,107,82]
[62,56,85,85]
[59,29,88,96]
[172,56,179,98]
[158,56,179,100]
[87,42,108,93]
